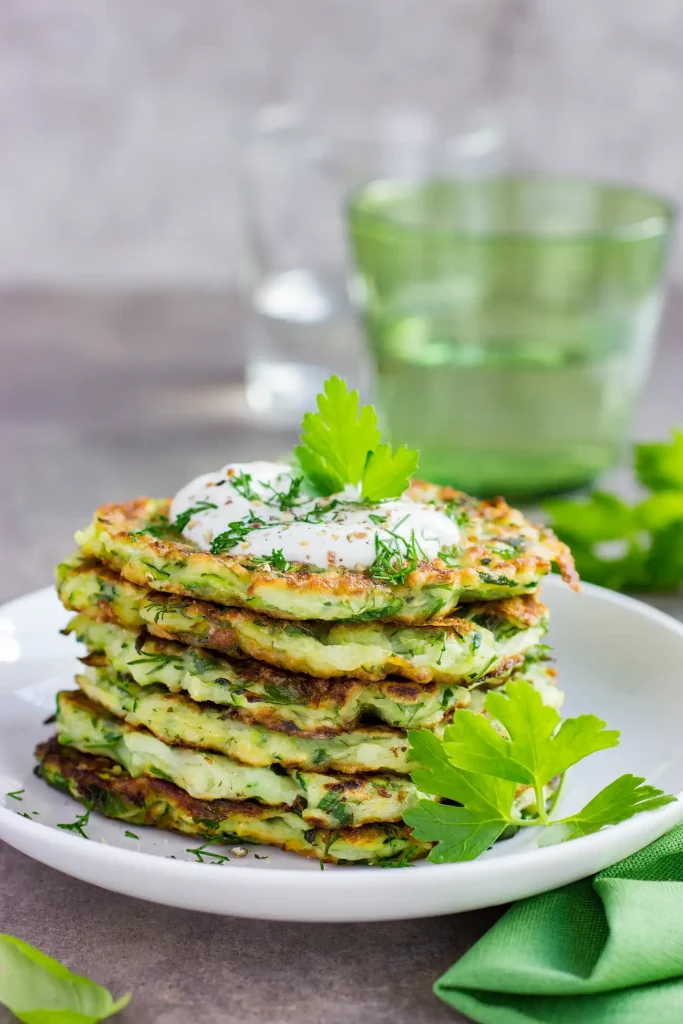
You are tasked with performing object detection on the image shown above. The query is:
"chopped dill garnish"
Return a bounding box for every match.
[262,474,305,511]
[377,852,414,869]
[246,548,290,572]
[230,471,258,501]
[56,801,93,840]
[130,515,169,540]
[442,499,471,527]
[290,498,341,525]
[174,501,218,533]
[369,517,427,585]
[437,547,460,567]
[210,512,263,555]
[185,837,231,864]
[478,571,516,587]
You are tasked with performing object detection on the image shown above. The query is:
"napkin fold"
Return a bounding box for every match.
[436,824,683,1024]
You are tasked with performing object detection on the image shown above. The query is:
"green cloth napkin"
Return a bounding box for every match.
[436,824,683,1023]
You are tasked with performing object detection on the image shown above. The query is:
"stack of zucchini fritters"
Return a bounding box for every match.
[38,482,577,865]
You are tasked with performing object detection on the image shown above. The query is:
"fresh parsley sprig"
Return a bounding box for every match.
[294,376,419,500]
[637,429,683,491]
[403,679,675,862]
[545,428,683,592]
[538,775,674,845]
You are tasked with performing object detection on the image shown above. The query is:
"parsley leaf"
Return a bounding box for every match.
[296,376,379,494]
[292,445,343,497]
[294,376,418,500]
[361,443,419,503]
[637,490,683,531]
[401,681,673,863]
[0,933,131,1021]
[443,678,619,788]
[404,730,515,862]
[650,523,683,589]
[408,729,516,814]
[635,429,683,491]
[539,775,676,845]
[545,492,637,544]
[404,802,511,863]
[544,431,683,593]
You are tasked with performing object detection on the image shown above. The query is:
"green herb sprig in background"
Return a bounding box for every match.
[0,933,130,1022]
[545,428,683,591]
[403,679,675,862]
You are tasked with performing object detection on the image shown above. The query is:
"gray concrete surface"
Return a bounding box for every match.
[1,289,682,1022]
[3,0,683,285]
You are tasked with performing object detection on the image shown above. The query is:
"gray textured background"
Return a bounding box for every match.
[2,5,683,1022]
[3,0,683,284]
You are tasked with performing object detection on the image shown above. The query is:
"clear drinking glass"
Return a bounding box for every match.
[239,105,504,424]
[348,177,675,498]
[238,105,364,423]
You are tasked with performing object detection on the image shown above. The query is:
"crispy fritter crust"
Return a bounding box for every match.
[65,611,556,738]
[35,739,429,864]
[74,488,577,623]
[76,667,414,774]
[57,690,423,827]
[57,554,548,685]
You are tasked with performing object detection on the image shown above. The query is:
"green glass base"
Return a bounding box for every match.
[415,449,612,501]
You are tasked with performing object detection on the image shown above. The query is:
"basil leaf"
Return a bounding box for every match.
[0,934,131,1023]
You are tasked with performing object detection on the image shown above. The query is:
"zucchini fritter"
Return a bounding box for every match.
[74,488,576,623]
[58,555,548,684]
[76,667,414,774]
[35,739,429,864]
[67,614,560,737]
[56,691,424,827]
[35,740,560,863]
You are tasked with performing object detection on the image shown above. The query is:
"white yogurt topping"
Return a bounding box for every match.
[170,461,460,570]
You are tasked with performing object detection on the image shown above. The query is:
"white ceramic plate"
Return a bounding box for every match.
[1,578,683,922]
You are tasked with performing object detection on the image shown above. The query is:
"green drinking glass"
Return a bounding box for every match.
[348,177,675,498]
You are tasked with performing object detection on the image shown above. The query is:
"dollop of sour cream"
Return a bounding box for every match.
[170,461,460,571]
